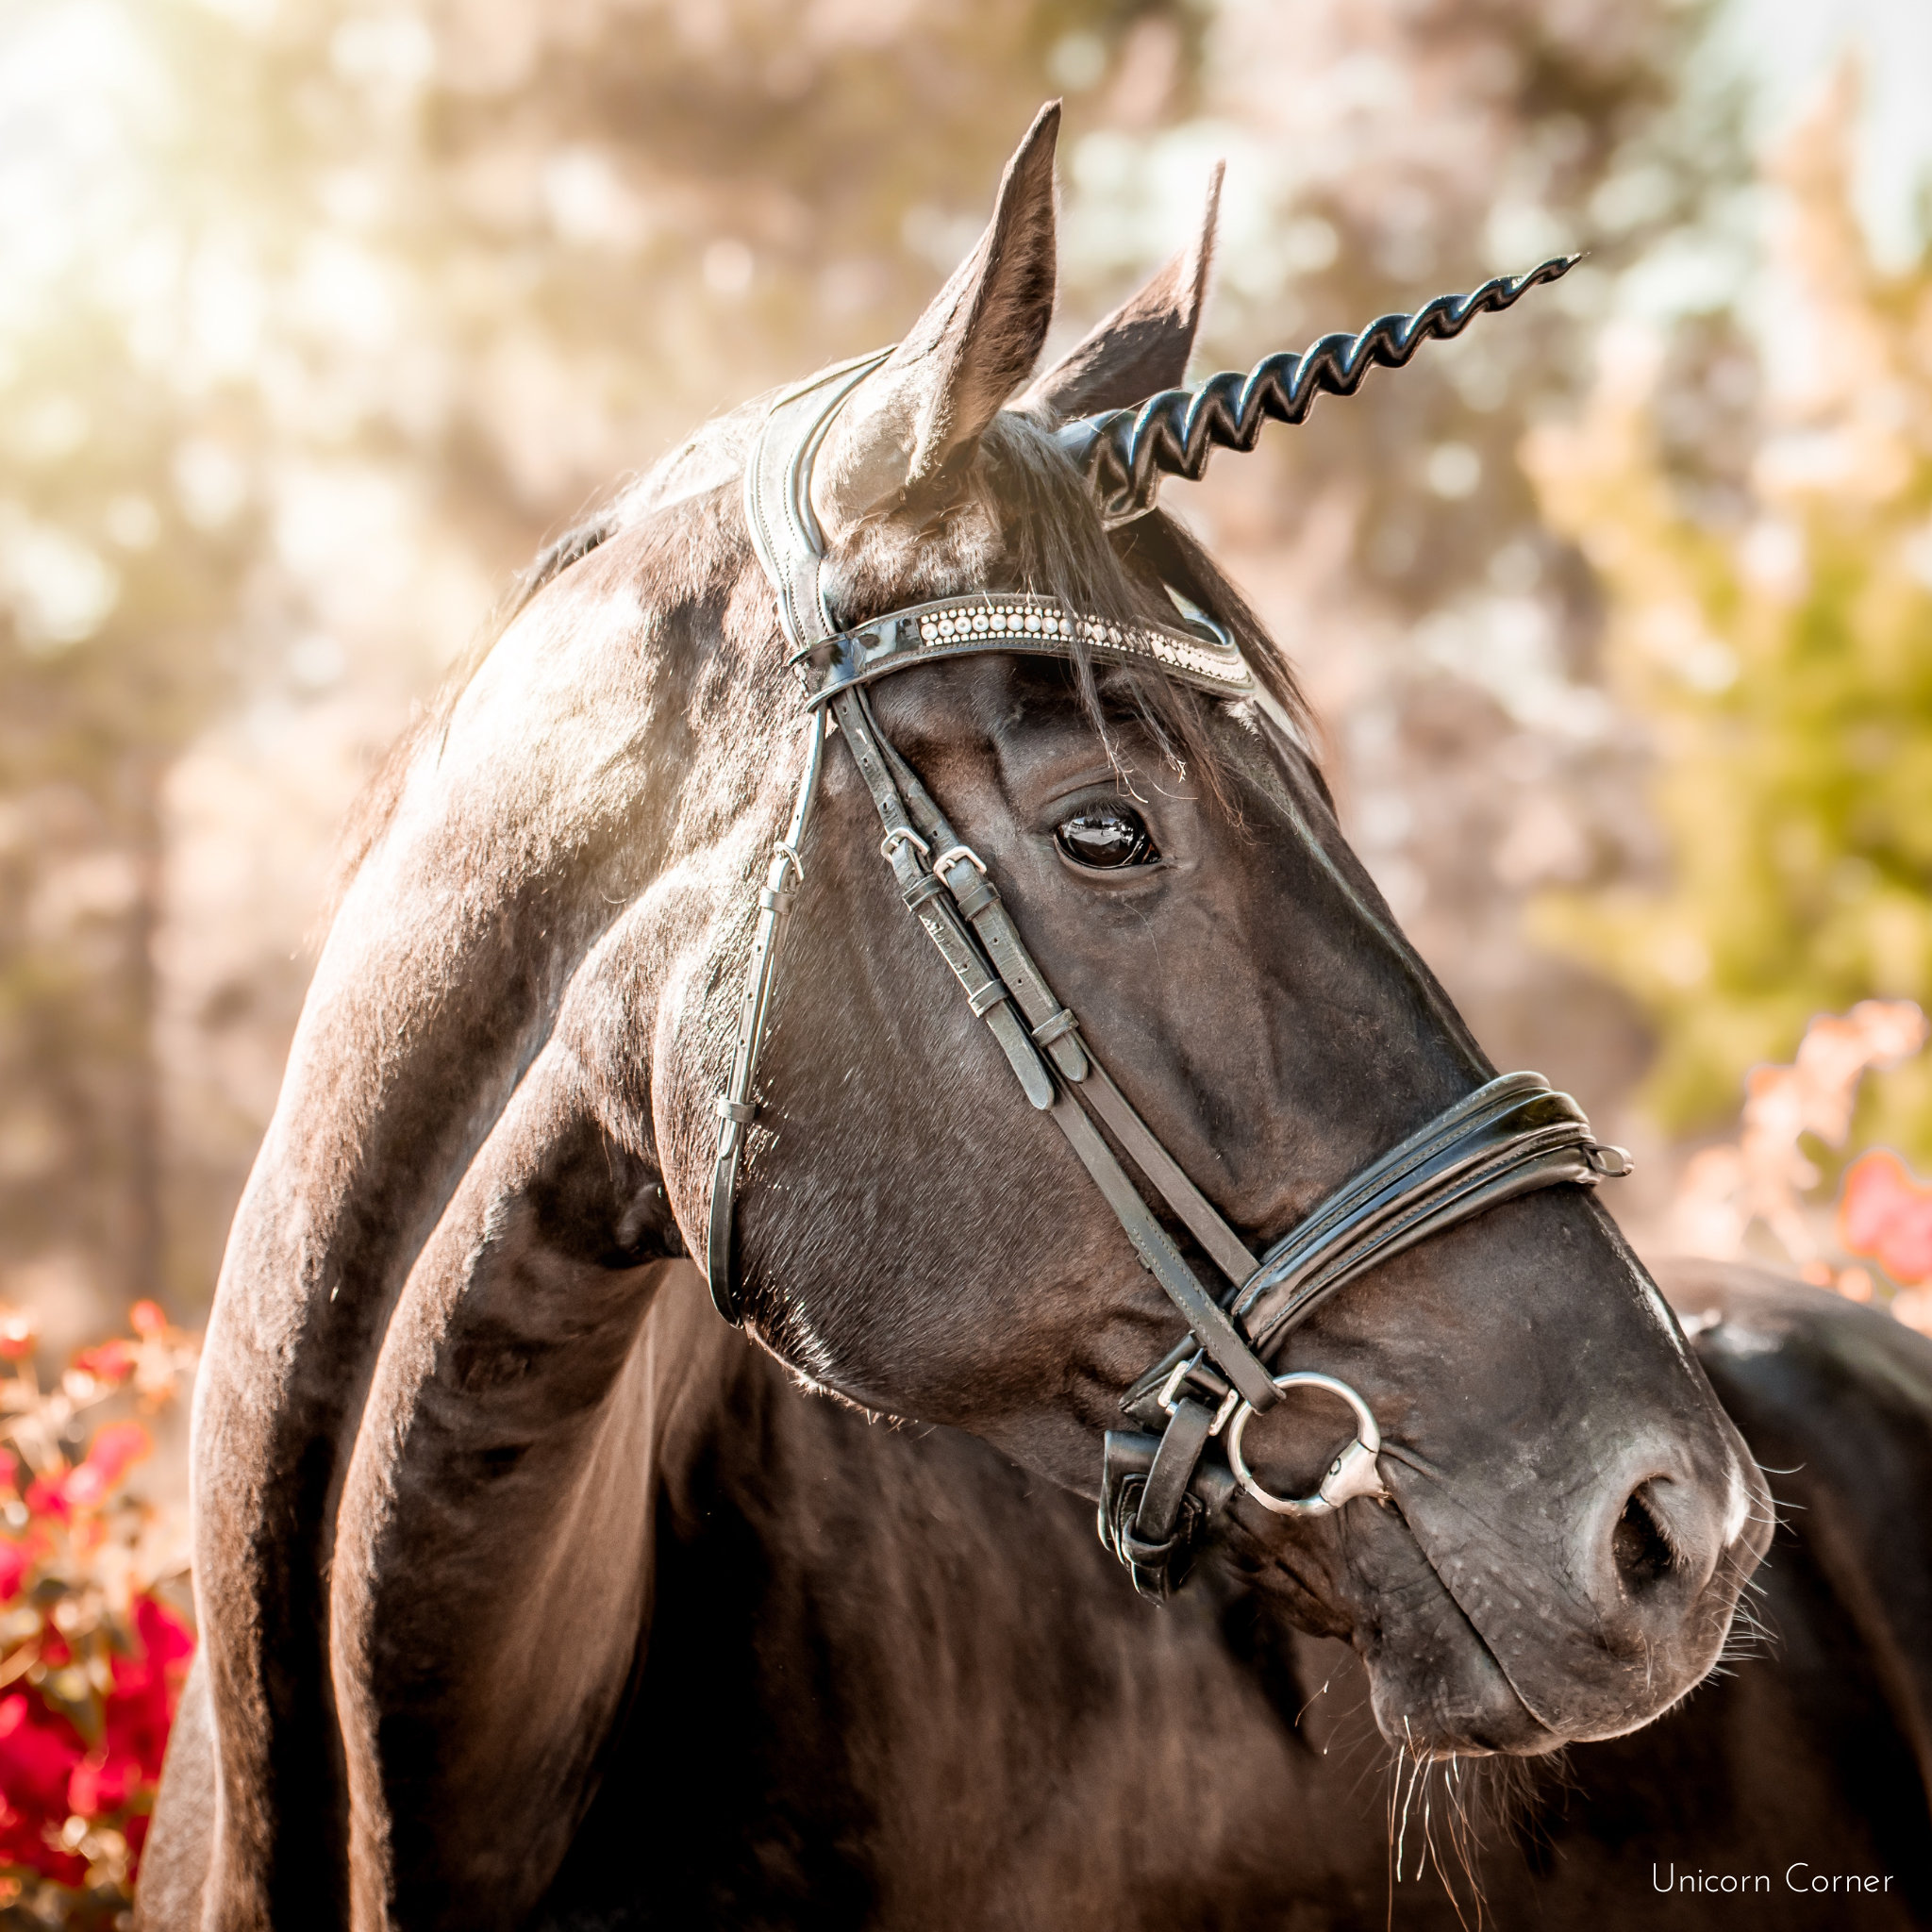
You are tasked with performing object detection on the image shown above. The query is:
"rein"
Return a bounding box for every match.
[708,355,1630,1600]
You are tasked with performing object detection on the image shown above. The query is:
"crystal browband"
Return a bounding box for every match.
[791,592,1260,707]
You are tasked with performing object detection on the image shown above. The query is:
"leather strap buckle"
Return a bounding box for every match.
[1156,1353,1240,1435]
[880,825,931,863]
[933,844,987,877]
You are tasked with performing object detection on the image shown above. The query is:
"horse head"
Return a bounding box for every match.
[165,102,1772,1929]
[666,103,1770,1755]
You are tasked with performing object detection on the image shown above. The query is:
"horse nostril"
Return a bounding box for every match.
[1610,1484,1678,1591]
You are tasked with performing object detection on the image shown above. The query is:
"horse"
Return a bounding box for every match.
[140,105,1787,1929]
[153,1260,1925,1930]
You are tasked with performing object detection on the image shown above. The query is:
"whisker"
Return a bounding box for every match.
[1444,1757,1488,1931]
[1293,1675,1334,1729]
[1393,1727,1423,1883]
[1419,1761,1476,1932]
[1386,1740,1400,1932]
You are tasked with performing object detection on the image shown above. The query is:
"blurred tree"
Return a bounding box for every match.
[0,0,1188,1320]
[1528,72,1932,1159]
[0,1,265,1319]
[0,0,1772,1326]
[265,0,1181,554]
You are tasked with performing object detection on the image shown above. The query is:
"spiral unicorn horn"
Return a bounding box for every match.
[1056,253,1579,527]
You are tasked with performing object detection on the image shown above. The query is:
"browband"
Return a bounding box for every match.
[713,348,1632,1600]
[794,591,1258,707]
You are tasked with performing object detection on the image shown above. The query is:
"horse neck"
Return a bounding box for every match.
[568,1263,1372,1925]
[189,500,768,1916]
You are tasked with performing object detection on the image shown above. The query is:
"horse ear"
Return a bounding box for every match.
[1016,163,1222,422]
[811,103,1060,534]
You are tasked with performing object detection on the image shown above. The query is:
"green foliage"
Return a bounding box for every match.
[1528,79,1932,1155]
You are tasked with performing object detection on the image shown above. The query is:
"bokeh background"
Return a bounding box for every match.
[4,0,1932,1351]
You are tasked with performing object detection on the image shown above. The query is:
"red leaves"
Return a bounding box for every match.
[67,1599,194,1835]
[58,1424,151,1514]
[0,1595,193,1889]
[1839,1149,1932,1287]
[103,1600,192,1800]
[0,1695,89,1886]
[1664,1003,1932,1328]
[68,1341,137,1390]
[14,1427,151,1525]
[0,1306,197,1910]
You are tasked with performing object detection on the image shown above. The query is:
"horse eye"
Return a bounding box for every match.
[1054,806,1158,871]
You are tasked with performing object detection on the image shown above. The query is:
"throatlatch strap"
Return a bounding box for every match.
[706,708,825,1323]
[708,353,889,1321]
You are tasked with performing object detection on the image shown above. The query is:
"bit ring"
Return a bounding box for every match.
[1224,1371,1389,1518]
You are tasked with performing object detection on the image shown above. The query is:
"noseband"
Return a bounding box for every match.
[709,353,1631,1600]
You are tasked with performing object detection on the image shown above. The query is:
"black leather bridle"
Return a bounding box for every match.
[708,349,1631,1600]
